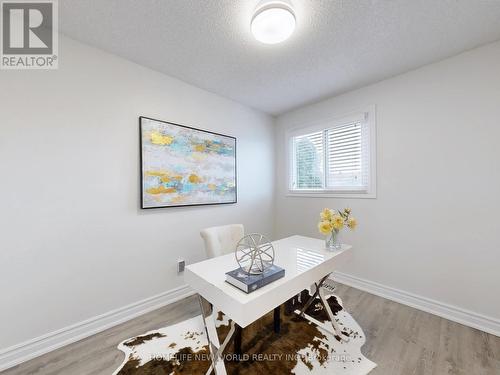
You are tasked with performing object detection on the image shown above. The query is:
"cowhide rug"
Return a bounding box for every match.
[113,290,376,374]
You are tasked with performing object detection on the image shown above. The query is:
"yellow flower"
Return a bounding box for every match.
[320,208,334,221]
[347,217,357,230]
[318,220,333,235]
[344,208,352,215]
[331,215,344,230]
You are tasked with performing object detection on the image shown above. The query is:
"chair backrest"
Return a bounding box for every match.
[200,224,244,258]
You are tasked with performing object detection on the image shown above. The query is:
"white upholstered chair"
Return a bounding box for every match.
[200,224,244,258]
[200,223,281,350]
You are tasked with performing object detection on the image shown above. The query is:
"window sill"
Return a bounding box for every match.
[286,190,376,199]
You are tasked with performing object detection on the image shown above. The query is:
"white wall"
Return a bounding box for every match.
[2,32,499,362]
[0,36,275,350]
[275,41,500,322]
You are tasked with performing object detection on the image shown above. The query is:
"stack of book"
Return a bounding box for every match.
[225,265,285,293]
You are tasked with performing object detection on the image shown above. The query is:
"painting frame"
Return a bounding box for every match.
[139,116,237,209]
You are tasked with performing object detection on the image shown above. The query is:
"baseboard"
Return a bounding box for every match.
[333,271,500,337]
[0,284,195,372]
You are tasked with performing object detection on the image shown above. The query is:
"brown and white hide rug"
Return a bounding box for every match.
[113,290,376,374]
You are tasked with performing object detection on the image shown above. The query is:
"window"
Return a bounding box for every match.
[288,107,376,198]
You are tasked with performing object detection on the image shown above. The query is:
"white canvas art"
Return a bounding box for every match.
[140,117,237,208]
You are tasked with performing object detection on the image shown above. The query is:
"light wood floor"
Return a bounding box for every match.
[2,284,499,374]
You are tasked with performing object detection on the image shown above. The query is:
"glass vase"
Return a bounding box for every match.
[325,230,341,251]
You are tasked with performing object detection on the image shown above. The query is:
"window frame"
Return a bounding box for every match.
[285,105,377,199]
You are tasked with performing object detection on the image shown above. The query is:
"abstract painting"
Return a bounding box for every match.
[140,117,236,208]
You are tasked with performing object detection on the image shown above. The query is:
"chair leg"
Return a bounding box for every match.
[284,296,295,315]
[274,305,281,333]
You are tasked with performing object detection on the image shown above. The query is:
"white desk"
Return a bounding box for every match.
[184,235,352,375]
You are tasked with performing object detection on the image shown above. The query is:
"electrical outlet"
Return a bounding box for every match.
[177,259,185,273]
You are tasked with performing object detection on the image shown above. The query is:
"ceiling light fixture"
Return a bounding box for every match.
[251,1,296,45]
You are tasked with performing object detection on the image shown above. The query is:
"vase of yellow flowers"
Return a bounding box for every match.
[318,208,357,250]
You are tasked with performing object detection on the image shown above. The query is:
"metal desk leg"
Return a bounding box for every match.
[299,275,328,316]
[318,283,347,342]
[299,274,349,342]
[198,295,235,375]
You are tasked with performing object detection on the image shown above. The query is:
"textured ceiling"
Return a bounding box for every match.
[59,0,500,115]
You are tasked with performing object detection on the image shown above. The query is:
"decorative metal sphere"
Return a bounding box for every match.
[235,233,274,275]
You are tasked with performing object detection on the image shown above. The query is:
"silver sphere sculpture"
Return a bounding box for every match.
[235,233,274,275]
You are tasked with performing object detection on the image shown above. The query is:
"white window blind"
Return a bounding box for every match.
[289,112,373,194]
[327,120,369,190]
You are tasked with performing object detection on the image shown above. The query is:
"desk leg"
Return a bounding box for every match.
[318,284,346,342]
[299,275,349,342]
[273,305,281,333]
[198,295,235,375]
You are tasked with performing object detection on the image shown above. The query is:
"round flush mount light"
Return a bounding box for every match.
[251,1,296,44]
